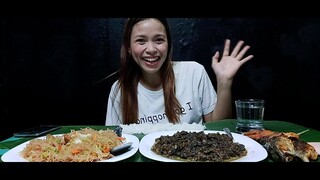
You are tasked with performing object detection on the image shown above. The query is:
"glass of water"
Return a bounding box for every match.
[235,99,265,133]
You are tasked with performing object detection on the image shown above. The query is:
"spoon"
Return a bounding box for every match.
[111,126,132,155]
[113,126,123,137]
[110,142,133,155]
[223,128,234,140]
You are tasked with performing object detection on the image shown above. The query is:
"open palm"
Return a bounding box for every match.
[211,39,253,82]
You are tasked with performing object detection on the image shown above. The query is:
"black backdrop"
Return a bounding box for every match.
[1,18,320,140]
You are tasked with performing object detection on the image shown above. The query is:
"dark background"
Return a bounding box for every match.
[1,18,320,140]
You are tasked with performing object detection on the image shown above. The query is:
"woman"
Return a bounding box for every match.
[106,18,253,125]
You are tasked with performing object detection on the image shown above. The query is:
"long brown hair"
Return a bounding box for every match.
[118,18,181,124]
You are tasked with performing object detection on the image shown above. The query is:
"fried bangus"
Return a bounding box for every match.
[244,129,318,162]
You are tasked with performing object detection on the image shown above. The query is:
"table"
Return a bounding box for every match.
[1,119,320,162]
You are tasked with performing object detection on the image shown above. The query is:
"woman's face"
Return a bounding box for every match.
[129,19,168,75]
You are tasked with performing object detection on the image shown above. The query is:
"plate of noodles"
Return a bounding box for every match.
[1,128,139,162]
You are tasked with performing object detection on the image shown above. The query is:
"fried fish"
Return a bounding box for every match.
[244,129,318,162]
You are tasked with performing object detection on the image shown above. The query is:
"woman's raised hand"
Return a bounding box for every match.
[211,39,253,82]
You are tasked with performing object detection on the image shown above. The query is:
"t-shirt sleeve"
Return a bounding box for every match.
[199,66,217,115]
[105,81,122,125]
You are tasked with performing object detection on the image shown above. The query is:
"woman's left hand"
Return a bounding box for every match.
[211,39,253,82]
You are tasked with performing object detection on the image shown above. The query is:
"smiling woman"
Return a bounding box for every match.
[106,18,254,127]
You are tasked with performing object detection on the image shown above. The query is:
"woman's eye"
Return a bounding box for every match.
[155,38,164,44]
[136,39,146,44]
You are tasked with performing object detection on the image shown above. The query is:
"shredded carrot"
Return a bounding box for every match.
[58,144,62,151]
[103,147,110,153]
[117,137,126,141]
[71,148,81,155]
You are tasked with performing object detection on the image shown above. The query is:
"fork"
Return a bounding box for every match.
[223,128,234,140]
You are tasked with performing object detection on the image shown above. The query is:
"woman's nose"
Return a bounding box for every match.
[146,43,157,54]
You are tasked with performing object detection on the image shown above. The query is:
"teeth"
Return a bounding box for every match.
[143,57,158,62]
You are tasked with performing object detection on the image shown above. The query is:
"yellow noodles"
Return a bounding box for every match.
[20,128,125,162]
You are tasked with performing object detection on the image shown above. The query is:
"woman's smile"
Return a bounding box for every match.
[142,56,161,67]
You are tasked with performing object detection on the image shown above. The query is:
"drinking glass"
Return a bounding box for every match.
[235,99,265,133]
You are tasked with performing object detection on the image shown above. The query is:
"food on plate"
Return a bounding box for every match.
[244,129,318,162]
[120,122,205,134]
[308,142,320,155]
[20,128,126,162]
[151,131,247,162]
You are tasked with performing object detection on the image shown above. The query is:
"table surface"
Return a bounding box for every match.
[1,119,319,162]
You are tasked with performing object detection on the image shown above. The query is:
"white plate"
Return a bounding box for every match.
[1,133,139,162]
[308,142,320,155]
[139,130,268,162]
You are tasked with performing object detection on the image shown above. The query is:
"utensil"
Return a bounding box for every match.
[114,126,123,137]
[111,126,132,155]
[223,128,234,140]
[297,129,309,135]
[110,142,133,155]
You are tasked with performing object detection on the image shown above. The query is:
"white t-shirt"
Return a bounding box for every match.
[105,61,217,125]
